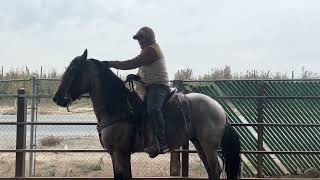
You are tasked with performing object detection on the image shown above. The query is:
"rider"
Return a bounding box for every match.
[105,26,170,158]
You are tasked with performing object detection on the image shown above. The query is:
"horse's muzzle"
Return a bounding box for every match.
[52,92,71,107]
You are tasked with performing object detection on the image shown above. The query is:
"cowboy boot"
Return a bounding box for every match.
[144,129,160,158]
[144,107,169,157]
[143,114,160,158]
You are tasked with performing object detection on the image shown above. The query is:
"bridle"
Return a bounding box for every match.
[61,63,88,112]
[62,61,144,116]
[65,103,105,113]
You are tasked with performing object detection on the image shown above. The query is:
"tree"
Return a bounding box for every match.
[198,65,233,80]
[174,68,194,80]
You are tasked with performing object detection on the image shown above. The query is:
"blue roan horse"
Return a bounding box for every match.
[53,50,241,180]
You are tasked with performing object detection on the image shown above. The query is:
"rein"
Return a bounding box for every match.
[124,74,145,113]
[96,75,143,133]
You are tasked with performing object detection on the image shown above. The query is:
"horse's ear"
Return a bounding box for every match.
[81,49,88,60]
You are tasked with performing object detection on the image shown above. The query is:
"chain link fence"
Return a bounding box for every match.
[0,78,207,178]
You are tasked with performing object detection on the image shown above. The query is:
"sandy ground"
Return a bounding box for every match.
[1,132,319,178]
[0,105,207,178]
[2,106,318,178]
[0,136,207,178]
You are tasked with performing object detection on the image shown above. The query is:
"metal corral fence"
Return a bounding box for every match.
[0,78,320,179]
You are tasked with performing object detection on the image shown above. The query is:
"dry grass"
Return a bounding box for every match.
[1,106,16,115]
[40,136,63,146]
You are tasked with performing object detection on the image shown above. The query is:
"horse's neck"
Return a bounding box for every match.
[89,75,128,115]
[89,79,105,111]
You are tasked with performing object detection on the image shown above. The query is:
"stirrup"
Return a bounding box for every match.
[159,145,170,154]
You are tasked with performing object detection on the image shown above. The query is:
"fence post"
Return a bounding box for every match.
[257,81,265,177]
[181,141,189,177]
[170,152,181,176]
[169,80,184,176]
[29,76,37,176]
[16,88,27,177]
[171,80,190,177]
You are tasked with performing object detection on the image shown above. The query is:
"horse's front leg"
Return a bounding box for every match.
[111,151,132,180]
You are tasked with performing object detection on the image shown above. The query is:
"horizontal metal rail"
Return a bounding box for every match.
[181,78,320,82]
[1,149,320,155]
[3,177,320,180]
[2,78,320,82]
[38,78,60,81]
[1,122,320,127]
[213,96,320,99]
[2,94,320,99]
[0,94,90,98]
[176,150,320,154]
[0,79,32,82]
[231,123,320,127]
[0,122,97,125]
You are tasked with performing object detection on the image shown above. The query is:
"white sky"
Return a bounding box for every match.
[1,0,320,79]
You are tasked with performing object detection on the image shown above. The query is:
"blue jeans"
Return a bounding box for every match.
[146,84,170,145]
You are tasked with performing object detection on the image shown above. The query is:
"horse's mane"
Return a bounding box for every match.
[88,59,130,115]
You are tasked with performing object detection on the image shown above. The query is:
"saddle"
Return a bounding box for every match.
[125,75,191,152]
[126,83,178,127]
[125,74,177,121]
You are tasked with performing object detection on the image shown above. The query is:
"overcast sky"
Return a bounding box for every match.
[1,0,319,79]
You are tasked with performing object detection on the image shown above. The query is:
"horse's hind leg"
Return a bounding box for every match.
[111,151,132,180]
[191,139,210,174]
[199,140,222,180]
[193,139,221,179]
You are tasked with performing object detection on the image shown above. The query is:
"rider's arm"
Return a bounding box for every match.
[108,47,158,70]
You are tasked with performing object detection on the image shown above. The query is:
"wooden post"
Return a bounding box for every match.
[169,80,185,176]
[28,76,37,176]
[16,88,27,177]
[170,153,181,176]
[172,80,182,91]
[181,141,189,177]
[257,81,265,177]
[291,71,294,79]
[40,66,42,78]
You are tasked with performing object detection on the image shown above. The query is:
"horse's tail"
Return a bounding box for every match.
[221,121,241,180]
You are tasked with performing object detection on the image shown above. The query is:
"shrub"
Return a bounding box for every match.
[40,136,63,146]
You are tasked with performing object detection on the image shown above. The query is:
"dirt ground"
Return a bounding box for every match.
[0,137,207,178]
[0,153,207,178]
[1,138,320,178]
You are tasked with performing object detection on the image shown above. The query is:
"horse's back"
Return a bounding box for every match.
[186,93,226,141]
[164,92,226,146]
[186,93,226,124]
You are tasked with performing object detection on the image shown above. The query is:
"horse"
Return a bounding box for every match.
[53,49,241,180]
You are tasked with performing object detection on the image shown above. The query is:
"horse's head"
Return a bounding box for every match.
[53,49,93,107]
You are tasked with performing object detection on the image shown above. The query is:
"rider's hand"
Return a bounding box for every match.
[102,61,119,69]
[126,74,141,82]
